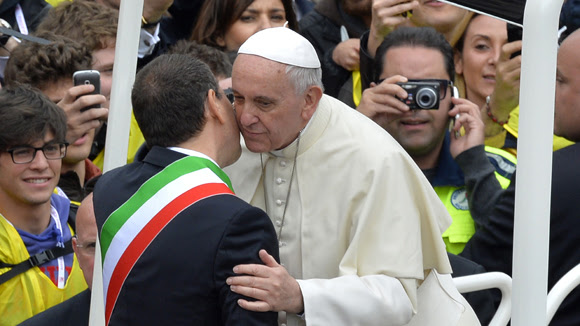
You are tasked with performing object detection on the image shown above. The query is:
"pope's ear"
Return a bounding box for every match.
[301,85,323,120]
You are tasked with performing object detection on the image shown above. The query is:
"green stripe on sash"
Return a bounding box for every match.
[100,155,232,260]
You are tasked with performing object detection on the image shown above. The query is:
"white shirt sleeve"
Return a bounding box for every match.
[297,275,414,326]
[138,24,160,58]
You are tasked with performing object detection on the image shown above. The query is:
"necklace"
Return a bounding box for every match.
[261,133,301,242]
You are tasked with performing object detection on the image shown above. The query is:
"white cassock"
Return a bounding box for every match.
[225,95,480,326]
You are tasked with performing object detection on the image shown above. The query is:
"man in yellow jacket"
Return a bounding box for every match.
[0,85,87,325]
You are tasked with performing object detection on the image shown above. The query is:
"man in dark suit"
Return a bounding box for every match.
[92,54,279,325]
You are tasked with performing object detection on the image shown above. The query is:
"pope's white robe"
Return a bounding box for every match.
[225,95,479,326]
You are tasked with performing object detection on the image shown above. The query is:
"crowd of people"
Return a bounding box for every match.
[0,0,578,325]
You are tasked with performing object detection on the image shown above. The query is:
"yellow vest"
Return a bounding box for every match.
[438,146,516,255]
[503,106,574,152]
[0,217,88,325]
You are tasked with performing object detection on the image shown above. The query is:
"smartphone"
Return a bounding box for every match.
[507,23,523,59]
[450,86,461,138]
[73,70,101,112]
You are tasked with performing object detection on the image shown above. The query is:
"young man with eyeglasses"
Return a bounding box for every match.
[358,26,517,255]
[0,85,88,325]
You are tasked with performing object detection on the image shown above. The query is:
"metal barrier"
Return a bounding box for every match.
[546,263,580,324]
[453,272,513,326]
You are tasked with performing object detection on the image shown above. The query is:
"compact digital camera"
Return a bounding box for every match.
[396,81,440,110]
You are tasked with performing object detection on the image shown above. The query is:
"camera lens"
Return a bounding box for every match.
[416,87,438,109]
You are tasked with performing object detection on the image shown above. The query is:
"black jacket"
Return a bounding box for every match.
[93,146,279,326]
[18,290,91,326]
[461,143,580,326]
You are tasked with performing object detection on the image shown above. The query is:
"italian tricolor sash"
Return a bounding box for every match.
[99,155,234,325]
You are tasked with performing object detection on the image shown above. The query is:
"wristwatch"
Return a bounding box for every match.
[0,19,12,47]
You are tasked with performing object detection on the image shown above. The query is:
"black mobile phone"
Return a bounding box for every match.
[73,70,101,112]
[507,23,523,59]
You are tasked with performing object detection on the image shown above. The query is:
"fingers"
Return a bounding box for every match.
[358,75,412,121]
[259,249,279,268]
[449,98,484,133]
[500,40,523,61]
[333,39,361,71]
[236,299,271,312]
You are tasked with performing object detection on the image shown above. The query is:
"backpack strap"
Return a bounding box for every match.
[0,239,73,285]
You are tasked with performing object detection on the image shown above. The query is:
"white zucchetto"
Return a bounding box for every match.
[238,27,321,69]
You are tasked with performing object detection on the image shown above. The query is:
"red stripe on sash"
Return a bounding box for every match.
[104,183,232,325]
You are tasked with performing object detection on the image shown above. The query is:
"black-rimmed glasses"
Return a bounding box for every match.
[224,88,234,104]
[377,78,453,100]
[5,142,68,164]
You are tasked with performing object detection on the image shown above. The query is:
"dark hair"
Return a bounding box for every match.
[374,27,455,83]
[0,85,67,151]
[36,0,118,51]
[167,40,233,79]
[131,54,220,148]
[190,0,298,51]
[4,31,93,90]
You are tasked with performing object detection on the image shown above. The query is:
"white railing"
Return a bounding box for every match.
[454,272,512,326]
[546,263,580,324]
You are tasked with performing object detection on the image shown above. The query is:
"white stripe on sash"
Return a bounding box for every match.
[102,167,224,301]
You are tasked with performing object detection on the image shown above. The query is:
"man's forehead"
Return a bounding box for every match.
[383,46,448,79]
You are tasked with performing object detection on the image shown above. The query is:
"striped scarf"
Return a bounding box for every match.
[99,155,234,325]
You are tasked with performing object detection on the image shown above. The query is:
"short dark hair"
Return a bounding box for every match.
[4,31,93,90]
[131,54,220,148]
[167,40,232,79]
[374,27,455,83]
[0,85,67,151]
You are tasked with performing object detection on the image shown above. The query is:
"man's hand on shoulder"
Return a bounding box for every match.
[227,249,304,314]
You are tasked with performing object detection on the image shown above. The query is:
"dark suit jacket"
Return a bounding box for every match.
[93,146,279,326]
[18,290,91,326]
[462,143,580,326]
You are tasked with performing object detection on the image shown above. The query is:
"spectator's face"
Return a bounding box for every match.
[218,0,287,52]
[42,79,96,169]
[554,32,580,142]
[411,1,469,34]
[0,132,61,210]
[72,194,97,289]
[455,15,507,106]
[379,46,452,158]
[232,54,310,153]
[92,42,115,110]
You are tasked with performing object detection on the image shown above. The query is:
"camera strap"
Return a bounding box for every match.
[0,26,51,45]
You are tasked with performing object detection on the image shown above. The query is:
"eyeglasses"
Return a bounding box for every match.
[5,142,68,164]
[224,88,234,104]
[377,78,453,100]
